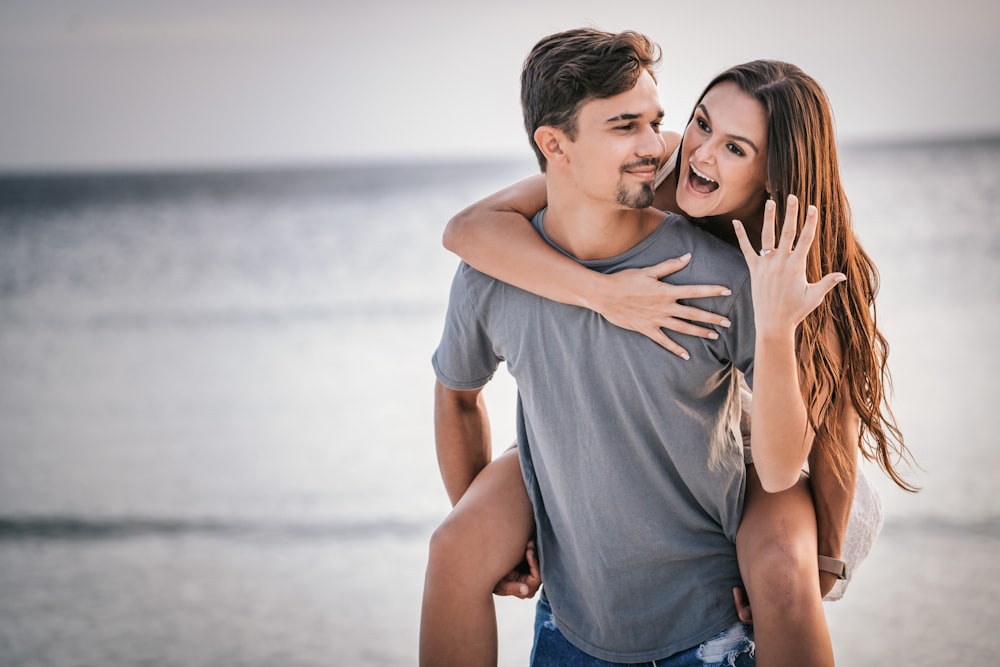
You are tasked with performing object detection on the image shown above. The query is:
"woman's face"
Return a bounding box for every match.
[676,80,769,224]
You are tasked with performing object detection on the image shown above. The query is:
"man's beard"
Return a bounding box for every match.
[616,180,656,209]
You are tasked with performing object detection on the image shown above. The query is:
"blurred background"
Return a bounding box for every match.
[1,2,998,665]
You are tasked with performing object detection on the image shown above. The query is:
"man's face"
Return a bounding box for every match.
[563,70,666,209]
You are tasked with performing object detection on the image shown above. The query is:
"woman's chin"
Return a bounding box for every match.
[676,192,715,220]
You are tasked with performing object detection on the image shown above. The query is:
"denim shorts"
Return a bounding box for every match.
[530,596,755,667]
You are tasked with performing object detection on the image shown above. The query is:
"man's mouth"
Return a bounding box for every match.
[688,161,719,194]
[623,159,659,179]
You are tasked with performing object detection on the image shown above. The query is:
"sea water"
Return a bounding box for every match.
[0,140,998,665]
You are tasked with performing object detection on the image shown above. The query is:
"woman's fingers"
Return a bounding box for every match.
[667,301,732,328]
[647,253,693,279]
[646,257,732,300]
[810,271,848,304]
[732,219,757,262]
[759,199,777,252]
[648,331,691,360]
[791,203,819,260]
[777,194,799,251]
[743,195,846,332]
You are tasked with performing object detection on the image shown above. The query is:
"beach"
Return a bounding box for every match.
[1,138,998,665]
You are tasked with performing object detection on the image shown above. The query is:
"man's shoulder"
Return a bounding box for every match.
[449,260,526,310]
[655,213,747,277]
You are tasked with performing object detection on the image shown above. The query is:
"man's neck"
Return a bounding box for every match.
[543,187,663,261]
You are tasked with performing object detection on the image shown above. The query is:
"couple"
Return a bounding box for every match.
[424,27,913,666]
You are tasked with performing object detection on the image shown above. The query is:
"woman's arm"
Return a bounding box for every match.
[734,197,848,492]
[809,387,860,596]
[443,147,734,358]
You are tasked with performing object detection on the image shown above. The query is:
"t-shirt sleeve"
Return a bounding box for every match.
[431,263,502,390]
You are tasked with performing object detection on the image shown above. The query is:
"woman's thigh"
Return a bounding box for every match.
[439,447,536,574]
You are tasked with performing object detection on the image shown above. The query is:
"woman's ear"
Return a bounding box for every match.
[534,126,568,166]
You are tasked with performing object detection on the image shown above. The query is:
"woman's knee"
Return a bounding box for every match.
[742,529,819,605]
[427,508,514,588]
[428,510,479,568]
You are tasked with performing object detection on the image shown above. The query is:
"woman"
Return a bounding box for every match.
[421,60,915,666]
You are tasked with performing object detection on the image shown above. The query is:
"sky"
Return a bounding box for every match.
[0,0,998,172]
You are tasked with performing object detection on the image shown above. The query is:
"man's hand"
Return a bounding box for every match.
[732,586,753,624]
[493,541,541,599]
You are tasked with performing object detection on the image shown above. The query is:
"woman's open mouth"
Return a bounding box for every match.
[688,162,719,194]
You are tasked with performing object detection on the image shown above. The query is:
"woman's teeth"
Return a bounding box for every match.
[689,163,719,193]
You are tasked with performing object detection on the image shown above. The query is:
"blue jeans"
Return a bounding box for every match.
[530,597,755,667]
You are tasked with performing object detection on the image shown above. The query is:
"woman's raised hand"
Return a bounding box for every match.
[733,195,846,338]
[590,254,734,360]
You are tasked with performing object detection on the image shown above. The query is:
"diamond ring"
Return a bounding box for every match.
[759,248,774,257]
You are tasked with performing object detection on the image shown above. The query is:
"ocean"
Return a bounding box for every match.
[1,139,998,666]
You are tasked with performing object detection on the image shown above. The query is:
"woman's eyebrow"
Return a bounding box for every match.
[697,103,760,154]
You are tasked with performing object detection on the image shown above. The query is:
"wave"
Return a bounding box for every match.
[0,515,437,542]
[0,300,445,331]
[1,514,997,544]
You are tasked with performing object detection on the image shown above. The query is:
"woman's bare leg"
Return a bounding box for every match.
[420,447,536,667]
[736,464,835,667]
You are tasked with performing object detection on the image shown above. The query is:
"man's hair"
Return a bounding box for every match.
[520,27,661,171]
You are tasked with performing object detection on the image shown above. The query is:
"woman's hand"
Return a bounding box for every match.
[733,195,846,339]
[589,254,734,360]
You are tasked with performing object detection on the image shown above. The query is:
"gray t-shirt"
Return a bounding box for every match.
[432,210,756,662]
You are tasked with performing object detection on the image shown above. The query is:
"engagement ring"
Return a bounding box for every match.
[759,248,774,257]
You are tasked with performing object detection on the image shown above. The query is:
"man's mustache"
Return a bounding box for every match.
[621,158,659,172]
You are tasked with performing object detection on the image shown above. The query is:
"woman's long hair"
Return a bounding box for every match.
[694,60,917,491]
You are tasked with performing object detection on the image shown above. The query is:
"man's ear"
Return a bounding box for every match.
[534,126,568,166]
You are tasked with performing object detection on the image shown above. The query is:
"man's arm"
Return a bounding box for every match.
[434,380,492,506]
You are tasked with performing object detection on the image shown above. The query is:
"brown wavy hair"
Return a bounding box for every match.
[520,28,661,172]
[692,60,917,491]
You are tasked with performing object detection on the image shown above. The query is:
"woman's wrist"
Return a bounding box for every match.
[577,269,613,314]
[755,325,798,346]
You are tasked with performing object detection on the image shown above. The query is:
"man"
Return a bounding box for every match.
[431,28,756,664]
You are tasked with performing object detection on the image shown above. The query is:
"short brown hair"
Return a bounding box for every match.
[520,28,661,171]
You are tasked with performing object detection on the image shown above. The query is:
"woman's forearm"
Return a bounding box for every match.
[810,398,860,559]
[443,174,606,309]
[444,163,733,357]
[750,330,814,492]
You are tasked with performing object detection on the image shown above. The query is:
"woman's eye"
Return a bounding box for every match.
[727,143,746,157]
[696,118,710,132]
